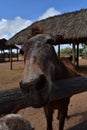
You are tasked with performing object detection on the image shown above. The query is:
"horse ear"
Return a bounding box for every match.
[19,44,25,55]
[47,34,63,46]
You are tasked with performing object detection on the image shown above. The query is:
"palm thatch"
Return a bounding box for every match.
[0,38,7,50]
[0,38,19,50]
[7,8,87,45]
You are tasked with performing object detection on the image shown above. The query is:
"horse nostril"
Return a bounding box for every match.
[20,81,30,94]
[36,74,47,90]
[20,81,24,90]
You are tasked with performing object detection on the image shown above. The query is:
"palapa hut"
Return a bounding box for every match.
[0,38,8,62]
[0,38,19,67]
[7,8,87,67]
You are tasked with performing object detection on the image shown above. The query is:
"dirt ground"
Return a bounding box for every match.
[0,59,87,130]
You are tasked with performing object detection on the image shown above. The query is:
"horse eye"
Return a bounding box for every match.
[20,49,24,55]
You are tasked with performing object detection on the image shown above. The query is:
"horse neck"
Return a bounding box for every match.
[54,58,69,80]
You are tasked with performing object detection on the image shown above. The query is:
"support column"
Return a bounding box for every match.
[72,43,76,65]
[10,46,12,70]
[17,49,19,61]
[76,43,79,67]
[58,44,60,57]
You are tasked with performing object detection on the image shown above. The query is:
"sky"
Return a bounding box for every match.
[0,0,87,41]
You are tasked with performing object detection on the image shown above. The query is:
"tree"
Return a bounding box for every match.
[60,47,72,57]
[82,43,87,54]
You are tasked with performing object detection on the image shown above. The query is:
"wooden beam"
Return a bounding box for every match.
[0,88,31,116]
[0,76,87,115]
[50,76,87,101]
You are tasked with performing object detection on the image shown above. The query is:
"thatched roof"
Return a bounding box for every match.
[0,38,7,50]
[0,38,18,50]
[7,8,87,45]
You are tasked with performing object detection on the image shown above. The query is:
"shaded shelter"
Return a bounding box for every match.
[0,38,7,49]
[0,38,19,69]
[0,38,8,62]
[7,8,87,66]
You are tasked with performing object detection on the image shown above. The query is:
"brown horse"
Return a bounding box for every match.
[20,34,80,130]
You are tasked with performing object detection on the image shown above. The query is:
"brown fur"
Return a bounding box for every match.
[44,58,80,130]
[20,33,80,130]
[26,25,44,40]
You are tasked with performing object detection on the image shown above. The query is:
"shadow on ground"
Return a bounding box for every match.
[67,121,87,130]
[66,110,87,130]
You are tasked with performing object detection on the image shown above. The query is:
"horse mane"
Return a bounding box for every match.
[27,25,45,40]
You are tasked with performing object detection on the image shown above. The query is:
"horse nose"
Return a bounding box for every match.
[20,81,30,94]
[36,74,47,90]
[20,74,47,93]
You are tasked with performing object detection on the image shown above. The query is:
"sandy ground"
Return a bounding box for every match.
[0,59,87,130]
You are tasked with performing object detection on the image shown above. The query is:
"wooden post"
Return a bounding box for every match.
[58,44,60,57]
[17,48,19,61]
[76,43,79,67]
[72,43,76,65]
[3,49,5,62]
[0,49,1,61]
[10,46,13,70]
